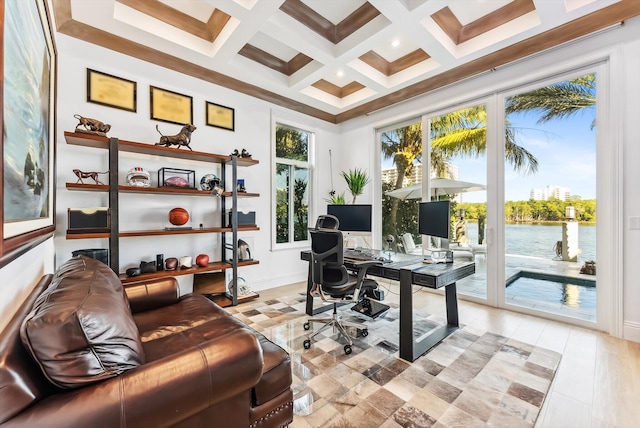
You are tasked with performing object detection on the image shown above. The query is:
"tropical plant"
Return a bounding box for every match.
[382,73,596,240]
[342,168,370,204]
[381,123,422,237]
[325,191,346,205]
[430,106,539,175]
[293,178,308,240]
[381,111,539,239]
[505,74,596,127]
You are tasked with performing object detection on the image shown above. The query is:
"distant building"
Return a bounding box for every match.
[530,185,571,201]
[381,163,458,186]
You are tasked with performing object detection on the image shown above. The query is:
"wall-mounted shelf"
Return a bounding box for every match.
[120,259,259,284]
[64,131,260,306]
[66,225,259,239]
[64,131,258,166]
[66,182,260,198]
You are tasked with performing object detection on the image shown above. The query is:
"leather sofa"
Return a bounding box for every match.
[0,256,293,427]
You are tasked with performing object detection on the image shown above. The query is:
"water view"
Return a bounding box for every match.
[466,222,596,262]
[506,275,596,312]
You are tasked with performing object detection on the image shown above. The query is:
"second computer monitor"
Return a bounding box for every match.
[327,204,372,234]
[418,200,450,240]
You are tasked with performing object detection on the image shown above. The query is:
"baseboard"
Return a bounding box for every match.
[247,272,307,292]
[623,321,640,343]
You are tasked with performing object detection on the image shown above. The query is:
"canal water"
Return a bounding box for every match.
[466,222,596,262]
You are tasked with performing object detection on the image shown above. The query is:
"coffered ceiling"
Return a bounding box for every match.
[52,0,640,124]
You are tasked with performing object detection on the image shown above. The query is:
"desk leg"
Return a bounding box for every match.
[445,282,459,327]
[399,269,414,362]
[399,271,460,363]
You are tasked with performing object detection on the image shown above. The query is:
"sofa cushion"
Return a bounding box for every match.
[252,332,292,406]
[20,256,145,389]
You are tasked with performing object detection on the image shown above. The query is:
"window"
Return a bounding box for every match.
[273,123,311,246]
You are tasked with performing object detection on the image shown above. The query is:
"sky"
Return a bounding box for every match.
[383,103,597,204]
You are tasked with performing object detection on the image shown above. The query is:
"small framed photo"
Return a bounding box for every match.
[150,86,193,125]
[206,101,235,131]
[87,69,137,112]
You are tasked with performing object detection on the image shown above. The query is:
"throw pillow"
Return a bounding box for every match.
[20,256,145,389]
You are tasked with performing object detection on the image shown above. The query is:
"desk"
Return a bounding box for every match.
[300,250,475,362]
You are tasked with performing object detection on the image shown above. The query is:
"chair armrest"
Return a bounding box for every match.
[352,260,382,289]
[124,277,180,313]
[4,329,263,428]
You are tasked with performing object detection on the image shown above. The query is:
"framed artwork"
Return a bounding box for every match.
[1,0,57,266]
[206,101,235,131]
[86,69,137,112]
[150,86,193,125]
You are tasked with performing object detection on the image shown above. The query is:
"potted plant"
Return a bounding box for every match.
[341,168,370,204]
[325,191,346,205]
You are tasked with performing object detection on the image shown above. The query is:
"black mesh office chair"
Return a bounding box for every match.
[303,215,381,354]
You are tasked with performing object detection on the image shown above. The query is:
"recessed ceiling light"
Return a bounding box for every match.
[391,39,400,48]
[336,70,344,77]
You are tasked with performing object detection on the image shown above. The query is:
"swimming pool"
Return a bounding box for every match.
[505,270,596,311]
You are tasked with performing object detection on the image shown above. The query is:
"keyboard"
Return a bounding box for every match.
[343,249,392,263]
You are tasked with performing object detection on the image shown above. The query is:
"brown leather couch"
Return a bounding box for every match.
[0,256,293,427]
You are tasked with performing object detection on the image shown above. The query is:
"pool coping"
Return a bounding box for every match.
[505,269,596,288]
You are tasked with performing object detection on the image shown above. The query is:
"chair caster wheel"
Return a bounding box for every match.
[361,329,368,337]
[344,345,352,355]
[303,340,311,349]
[303,322,310,330]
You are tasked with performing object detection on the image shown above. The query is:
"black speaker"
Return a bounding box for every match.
[156,254,164,271]
[67,208,110,233]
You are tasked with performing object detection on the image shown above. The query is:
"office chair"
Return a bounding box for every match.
[303,215,381,354]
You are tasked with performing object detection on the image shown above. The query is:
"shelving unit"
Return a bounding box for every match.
[64,131,260,306]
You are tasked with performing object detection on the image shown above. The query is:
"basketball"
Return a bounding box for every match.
[169,207,189,226]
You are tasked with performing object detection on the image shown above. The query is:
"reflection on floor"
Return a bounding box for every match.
[227,294,560,428]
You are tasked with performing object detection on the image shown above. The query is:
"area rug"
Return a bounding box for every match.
[227,294,561,428]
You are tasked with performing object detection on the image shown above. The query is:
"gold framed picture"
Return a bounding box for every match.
[150,86,193,125]
[87,69,137,112]
[206,102,235,131]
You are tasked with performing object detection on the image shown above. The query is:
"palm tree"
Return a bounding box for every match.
[381,107,540,245]
[430,106,539,175]
[381,124,422,238]
[505,74,595,127]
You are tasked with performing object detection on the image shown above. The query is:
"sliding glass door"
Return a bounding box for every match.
[425,104,490,300]
[502,72,598,322]
[379,61,613,330]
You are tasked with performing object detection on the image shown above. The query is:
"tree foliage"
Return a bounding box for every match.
[505,74,596,128]
[380,73,596,250]
[457,198,596,223]
[275,126,308,160]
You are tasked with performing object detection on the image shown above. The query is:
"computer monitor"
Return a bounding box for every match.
[418,200,450,240]
[327,204,372,234]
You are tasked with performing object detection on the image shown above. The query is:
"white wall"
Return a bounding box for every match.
[0,239,55,331]
[337,17,640,341]
[54,34,341,294]
[622,38,640,342]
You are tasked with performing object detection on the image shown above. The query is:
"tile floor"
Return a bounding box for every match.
[253,281,640,427]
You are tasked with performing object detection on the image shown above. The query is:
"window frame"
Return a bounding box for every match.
[271,116,314,250]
